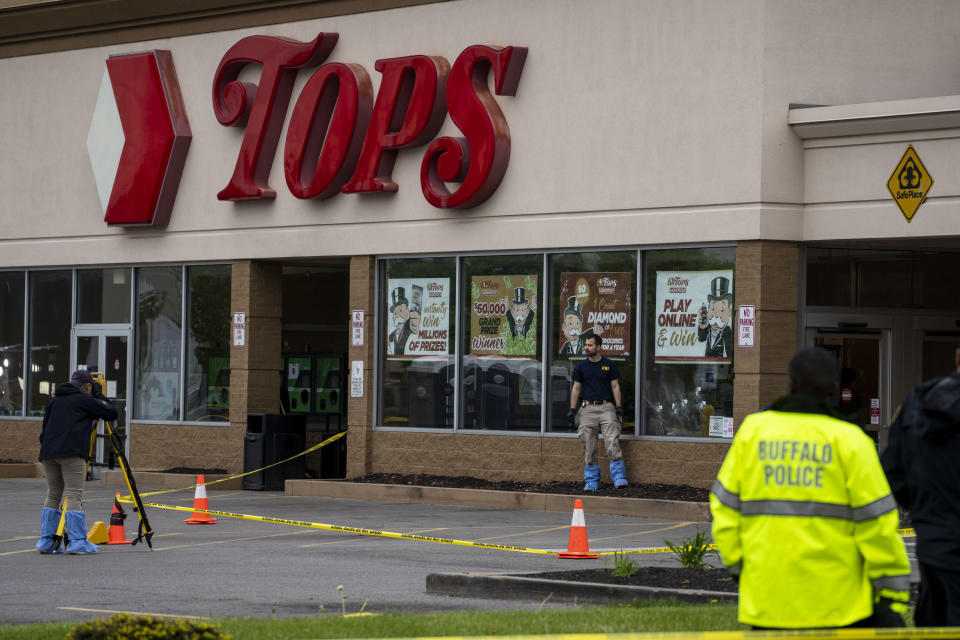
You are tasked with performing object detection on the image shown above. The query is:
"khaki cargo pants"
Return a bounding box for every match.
[577,403,623,465]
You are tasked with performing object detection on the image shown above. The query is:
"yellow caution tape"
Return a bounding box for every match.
[120,495,916,559]
[119,498,557,556]
[394,630,960,640]
[127,430,347,500]
[113,424,918,558]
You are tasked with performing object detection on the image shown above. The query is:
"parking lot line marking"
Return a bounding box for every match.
[299,527,450,548]
[0,548,37,556]
[58,607,207,620]
[155,529,314,551]
[475,525,569,541]
[0,535,39,543]
[591,521,694,543]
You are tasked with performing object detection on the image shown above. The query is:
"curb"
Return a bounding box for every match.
[0,463,42,478]
[285,480,712,521]
[99,470,244,490]
[425,572,736,604]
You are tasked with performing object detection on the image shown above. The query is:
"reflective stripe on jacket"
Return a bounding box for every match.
[710,406,911,629]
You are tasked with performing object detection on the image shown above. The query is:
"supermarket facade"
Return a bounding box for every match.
[1,0,959,489]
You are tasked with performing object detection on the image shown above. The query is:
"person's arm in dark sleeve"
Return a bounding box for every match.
[83,388,119,422]
[880,401,910,510]
[38,404,51,445]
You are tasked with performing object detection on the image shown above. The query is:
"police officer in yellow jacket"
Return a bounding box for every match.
[710,348,911,629]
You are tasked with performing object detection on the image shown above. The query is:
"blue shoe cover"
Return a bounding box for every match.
[65,511,98,554]
[610,459,629,488]
[36,507,62,554]
[583,465,601,491]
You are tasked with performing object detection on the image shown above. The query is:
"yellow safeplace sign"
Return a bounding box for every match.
[886,144,934,222]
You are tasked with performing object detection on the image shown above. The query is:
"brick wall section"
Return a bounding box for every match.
[733,241,800,425]
[346,256,375,478]
[366,431,727,489]
[130,422,245,472]
[0,419,41,463]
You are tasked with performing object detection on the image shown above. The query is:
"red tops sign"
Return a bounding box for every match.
[212,33,527,209]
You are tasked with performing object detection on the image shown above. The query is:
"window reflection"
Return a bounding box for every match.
[462,255,542,431]
[185,265,230,422]
[135,266,182,421]
[380,258,456,428]
[643,248,735,437]
[77,268,132,324]
[0,272,25,415]
[28,271,71,416]
[548,252,637,433]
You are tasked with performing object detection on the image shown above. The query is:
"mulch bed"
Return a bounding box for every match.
[527,567,737,593]
[354,473,710,502]
[161,467,229,475]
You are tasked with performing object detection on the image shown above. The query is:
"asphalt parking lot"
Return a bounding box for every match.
[0,478,706,624]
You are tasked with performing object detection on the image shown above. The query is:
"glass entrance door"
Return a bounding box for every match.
[812,332,882,435]
[72,329,131,478]
[805,317,892,445]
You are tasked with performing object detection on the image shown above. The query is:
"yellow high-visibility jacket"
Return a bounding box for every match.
[710,403,911,629]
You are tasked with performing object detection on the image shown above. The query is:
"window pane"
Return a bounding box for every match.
[380,257,456,428]
[644,248,735,437]
[0,272,25,415]
[28,270,72,416]
[135,266,182,420]
[548,252,637,433]
[806,248,960,309]
[77,268,132,323]
[185,265,230,422]
[462,255,542,431]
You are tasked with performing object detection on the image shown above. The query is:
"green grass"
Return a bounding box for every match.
[0,601,743,639]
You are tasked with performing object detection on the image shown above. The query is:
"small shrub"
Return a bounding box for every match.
[67,613,231,640]
[664,529,715,570]
[610,550,639,577]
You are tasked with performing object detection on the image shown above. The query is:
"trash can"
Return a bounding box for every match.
[243,414,266,491]
[243,413,306,491]
[319,429,347,478]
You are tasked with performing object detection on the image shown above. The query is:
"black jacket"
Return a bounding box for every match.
[38,383,118,461]
[881,371,960,570]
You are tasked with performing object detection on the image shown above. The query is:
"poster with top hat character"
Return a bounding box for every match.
[558,272,632,358]
[386,278,451,358]
[469,275,538,356]
[654,270,734,363]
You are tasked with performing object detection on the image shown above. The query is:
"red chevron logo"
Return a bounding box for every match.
[87,50,191,226]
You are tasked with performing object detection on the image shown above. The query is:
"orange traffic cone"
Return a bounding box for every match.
[106,493,133,545]
[184,474,217,524]
[558,498,598,559]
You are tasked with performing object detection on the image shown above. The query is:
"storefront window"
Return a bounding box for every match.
[28,270,72,416]
[0,272,25,416]
[77,268,132,324]
[462,255,542,431]
[643,248,735,438]
[380,257,456,428]
[135,266,183,421]
[548,252,637,432]
[185,265,230,422]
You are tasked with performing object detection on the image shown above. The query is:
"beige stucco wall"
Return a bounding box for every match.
[0,1,746,268]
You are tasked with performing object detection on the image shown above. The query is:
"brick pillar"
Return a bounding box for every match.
[733,241,800,426]
[346,256,376,478]
[229,261,283,467]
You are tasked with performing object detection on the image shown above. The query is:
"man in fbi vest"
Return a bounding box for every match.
[710,348,911,629]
